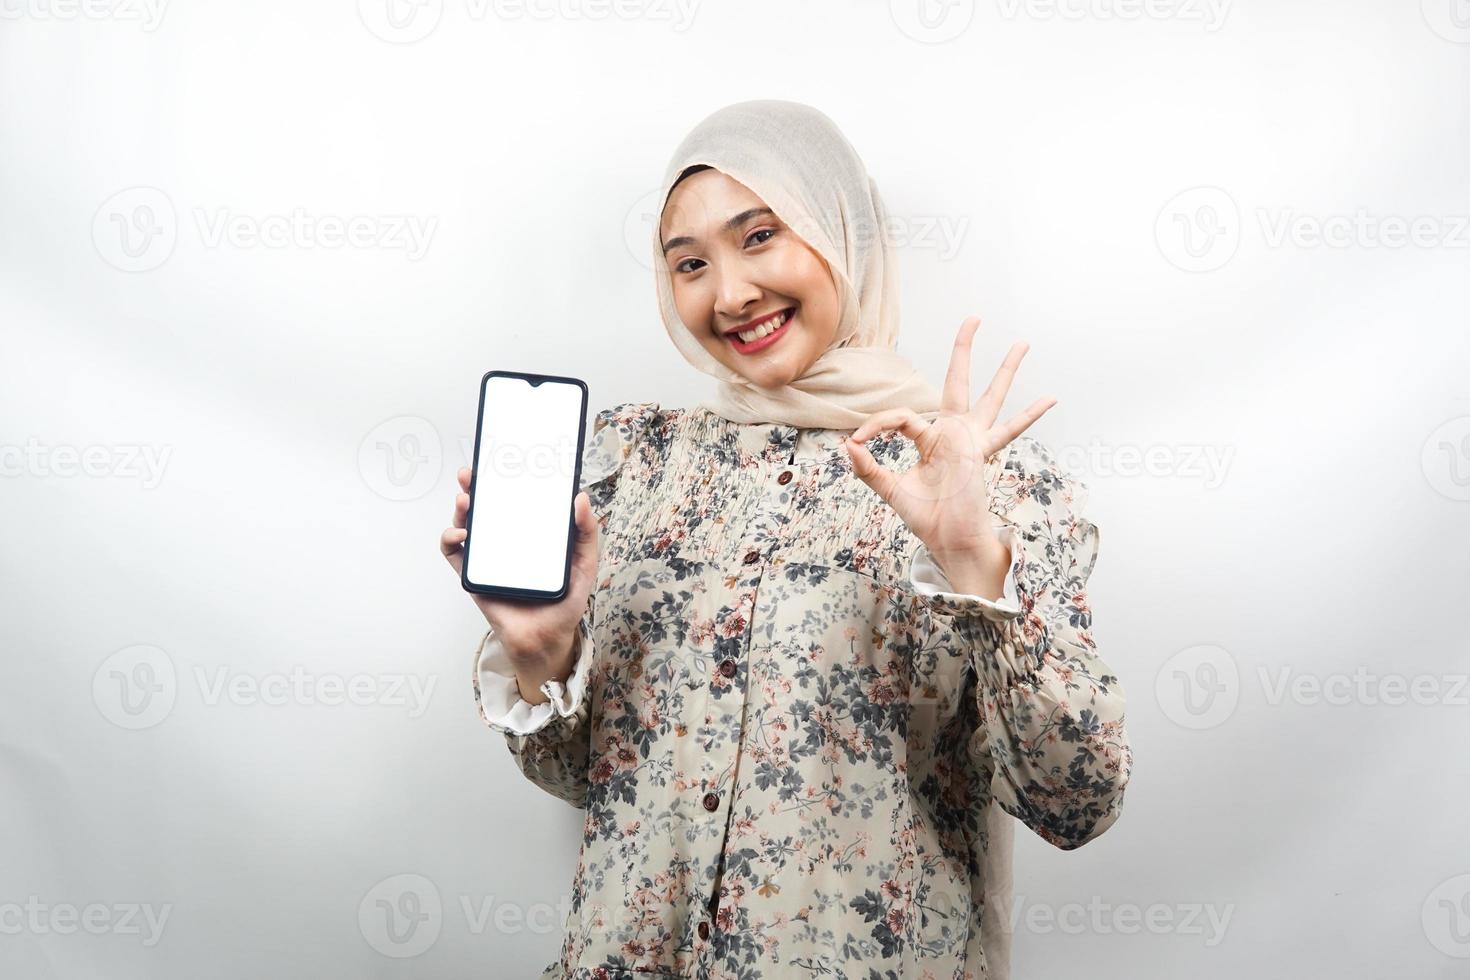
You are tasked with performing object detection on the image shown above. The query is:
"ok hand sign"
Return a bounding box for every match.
[843,316,1056,578]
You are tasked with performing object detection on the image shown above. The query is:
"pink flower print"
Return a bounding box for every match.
[690,619,716,646]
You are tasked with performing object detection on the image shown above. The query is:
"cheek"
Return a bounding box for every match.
[782,249,825,294]
[780,249,833,306]
[788,255,839,342]
[671,282,709,332]
[672,287,731,357]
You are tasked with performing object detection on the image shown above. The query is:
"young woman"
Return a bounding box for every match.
[441,100,1132,980]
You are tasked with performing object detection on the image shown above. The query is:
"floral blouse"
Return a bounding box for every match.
[471,402,1132,980]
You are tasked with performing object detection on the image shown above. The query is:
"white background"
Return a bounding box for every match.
[2,0,1467,977]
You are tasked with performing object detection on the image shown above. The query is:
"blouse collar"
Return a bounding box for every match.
[685,406,860,465]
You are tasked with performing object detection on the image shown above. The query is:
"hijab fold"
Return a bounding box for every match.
[651,99,945,431]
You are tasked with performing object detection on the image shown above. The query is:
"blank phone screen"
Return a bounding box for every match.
[464,375,585,594]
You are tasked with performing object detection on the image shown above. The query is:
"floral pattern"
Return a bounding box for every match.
[472,402,1132,979]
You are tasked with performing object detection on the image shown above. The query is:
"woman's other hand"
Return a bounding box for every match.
[441,467,600,687]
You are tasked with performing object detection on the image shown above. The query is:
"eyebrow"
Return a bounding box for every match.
[661,207,775,256]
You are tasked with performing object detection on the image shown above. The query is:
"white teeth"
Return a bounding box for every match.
[739,323,770,343]
[735,309,791,344]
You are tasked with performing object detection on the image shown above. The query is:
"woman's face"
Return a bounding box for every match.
[659,169,841,390]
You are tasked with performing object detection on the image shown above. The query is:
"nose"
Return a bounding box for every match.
[712,264,761,325]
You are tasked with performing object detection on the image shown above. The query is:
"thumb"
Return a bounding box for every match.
[569,491,601,586]
[845,438,897,503]
[574,491,599,547]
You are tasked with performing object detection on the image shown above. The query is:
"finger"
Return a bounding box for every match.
[453,491,468,529]
[973,341,1029,428]
[852,408,937,461]
[440,525,467,559]
[457,467,471,492]
[574,492,598,544]
[941,316,983,414]
[844,437,901,505]
[572,492,600,575]
[991,396,1058,448]
[849,407,930,448]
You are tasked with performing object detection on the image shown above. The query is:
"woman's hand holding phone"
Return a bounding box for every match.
[441,465,599,704]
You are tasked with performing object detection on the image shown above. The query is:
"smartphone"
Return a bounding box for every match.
[460,370,588,600]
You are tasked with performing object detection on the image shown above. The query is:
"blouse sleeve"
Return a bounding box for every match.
[909,528,1022,619]
[469,401,659,808]
[910,436,1133,850]
[473,617,595,736]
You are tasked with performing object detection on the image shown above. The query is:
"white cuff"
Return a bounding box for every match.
[909,527,1023,622]
[474,621,592,736]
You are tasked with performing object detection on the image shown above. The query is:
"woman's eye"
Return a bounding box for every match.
[672,231,774,274]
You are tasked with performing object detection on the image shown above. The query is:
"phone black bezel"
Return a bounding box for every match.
[460,369,588,601]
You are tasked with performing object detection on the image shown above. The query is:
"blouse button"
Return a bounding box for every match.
[743,550,761,565]
[702,792,719,811]
[777,470,793,485]
[697,921,710,940]
[718,658,737,678]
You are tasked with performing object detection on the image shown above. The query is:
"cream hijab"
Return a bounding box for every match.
[651,99,944,431]
[650,99,1017,979]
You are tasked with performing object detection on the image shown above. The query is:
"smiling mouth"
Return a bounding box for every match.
[726,307,795,346]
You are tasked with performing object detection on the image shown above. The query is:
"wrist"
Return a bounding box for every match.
[511,631,578,705]
[929,540,1010,602]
